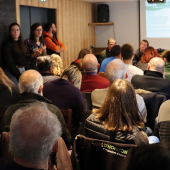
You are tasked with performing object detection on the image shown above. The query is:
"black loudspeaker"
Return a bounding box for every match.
[97,4,109,23]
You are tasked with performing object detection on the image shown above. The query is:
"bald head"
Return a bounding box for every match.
[82,54,98,72]
[105,59,126,84]
[149,57,165,73]
[19,70,43,94]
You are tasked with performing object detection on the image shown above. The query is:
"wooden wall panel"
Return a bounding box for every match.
[15,0,95,69]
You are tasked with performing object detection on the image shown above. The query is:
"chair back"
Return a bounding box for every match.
[60,109,72,134]
[97,72,106,78]
[71,135,136,170]
[82,92,92,110]
[140,92,166,131]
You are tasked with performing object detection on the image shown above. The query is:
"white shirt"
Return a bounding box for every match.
[125,64,143,82]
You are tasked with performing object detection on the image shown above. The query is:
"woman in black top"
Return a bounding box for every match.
[2,22,27,87]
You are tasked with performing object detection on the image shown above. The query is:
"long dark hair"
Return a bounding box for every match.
[77,48,90,60]
[29,23,44,43]
[8,22,26,53]
[94,79,144,131]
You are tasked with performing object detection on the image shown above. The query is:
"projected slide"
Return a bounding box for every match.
[146,1,170,38]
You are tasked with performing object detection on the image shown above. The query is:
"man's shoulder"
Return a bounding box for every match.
[100,49,107,55]
[43,75,60,85]
[127,65,143,74]
[92,88,108,99]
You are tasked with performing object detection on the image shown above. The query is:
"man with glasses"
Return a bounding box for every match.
[43,22,65,55]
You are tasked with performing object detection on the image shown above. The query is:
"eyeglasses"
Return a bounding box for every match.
[11,29,20,32]
[35,29,43,31]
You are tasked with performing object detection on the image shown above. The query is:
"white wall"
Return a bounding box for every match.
[95,1,140,51]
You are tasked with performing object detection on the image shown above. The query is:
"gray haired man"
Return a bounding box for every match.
[0,102,61,170]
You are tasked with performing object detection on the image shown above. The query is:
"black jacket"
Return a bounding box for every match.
[4,92,72,148]
[132,70,170,99]
[2,40,27,79]
[84,113,149,147]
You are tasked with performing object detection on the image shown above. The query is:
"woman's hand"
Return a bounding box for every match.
[36,48,42,55]
[41,44,46,51]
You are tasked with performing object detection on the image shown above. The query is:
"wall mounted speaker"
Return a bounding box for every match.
[97,4,109,23]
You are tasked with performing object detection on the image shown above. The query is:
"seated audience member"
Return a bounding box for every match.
[136,46,161,71]
[158,100,170,143]
[80,54,109,92]
[24,23,46,69]
[4,70,72,148]
[132,57,170,99]
[92,59,147,123]
[98,38,116,65]
[51,54,63,76]
[43,22,65,55]
[43,65,85,139]
[127,144,170,170]
[163,51,170,80]
[0,102,61,170]
[71,48,90,73]
[99,45,121,73]
[0,67,20,133]
[85,79,149,146]
[36,56,60,84]
[132,39,149,65]
[121,43,143,82]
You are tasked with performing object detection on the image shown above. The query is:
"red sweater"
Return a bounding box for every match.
[80,75,109,92]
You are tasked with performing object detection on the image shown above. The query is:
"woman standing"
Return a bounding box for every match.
[2,22,27,87]
[25,23,46,69]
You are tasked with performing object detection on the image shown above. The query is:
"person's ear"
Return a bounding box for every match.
[132,53,135,59]
[53,141,58,153]
[38,85,43,94]
[147,63,150,70]
[97,63,100,69]
[164,58,167,63]
[162,69,165,78]
[125,73,128,79]
[5,132,10,143]
[49,66,53,75]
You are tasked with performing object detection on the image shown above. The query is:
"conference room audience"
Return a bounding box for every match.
[4,70,72,148]
[51,54,63,76]
[43,22,65,55]
[0,102,62,170]
[2,22,27,87]
[25,23,46,69]
[121,43,143,82]
[162,51,170,80]
[43,65,85,139]
[127,144,170,170]
[99,45,121,73]
[98,38,116,65]
[92,59,147,123]
[71,48,90,73]
[85,79,149,146]
[36,55,59,84]
[136,46,161,71]
[132,57,170,99]
[132,39,149,66]
[0,67,20,133]
[80,54,109,92]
